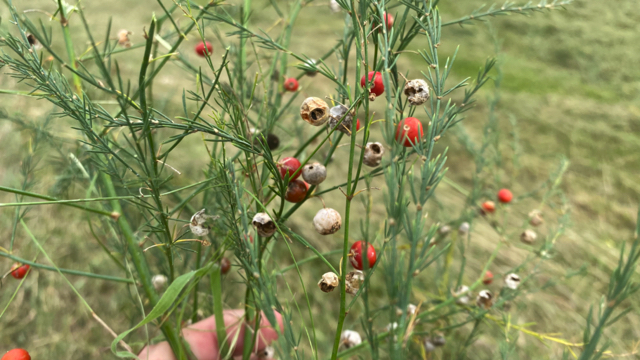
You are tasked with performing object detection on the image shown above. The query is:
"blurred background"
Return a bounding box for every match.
[1,0,639,358]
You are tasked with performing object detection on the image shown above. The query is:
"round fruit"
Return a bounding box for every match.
[482,201,496,213]
[363,142,384,167]
[483,270,493,285]
[10,264,30,280]
[360,71,384,97]
[395,117,423,147]
[1,349,31,360]
[284,180,309,203]
[278,157,301,181]
[302,162,327,185]
[349,241,377,270]
[195,41,213,57]
[383,12,394,30]
[252,212,276,237]
[355,119,361,131]
[300,97,329,126]
[283,77,299,92]
[313,208,342,235]
[497,188,513,203]
[220,257,231,274]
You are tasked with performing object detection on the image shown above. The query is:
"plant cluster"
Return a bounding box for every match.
[1,0,637,359]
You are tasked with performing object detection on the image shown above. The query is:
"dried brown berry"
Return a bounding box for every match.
[345,270,364,295]
[363,142,384,167]
[404,79,430,106]
[252,212,276,237]
[328,104,355,134]
[313,208,342,235]
[476,290,493,309]
[302,162,327,185]
[318,272,339,292]
[300,97,329,126]
[340,330,362,348]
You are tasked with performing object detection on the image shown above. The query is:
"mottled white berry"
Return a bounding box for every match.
[252,212,276,237]
[302,162,327,185]
[520,229,537,244]
[363,142,384,167]
[476,290,493,309]
[505,273,521,290]
[313,208,342,235]
[152,274,168,291]
[189,209,219,237]
[454,285,470,305]
[404,79,430,106]
[438,225,451,235]
[458,222,470,234]
[318,272,339,293]
[340,330,362,348]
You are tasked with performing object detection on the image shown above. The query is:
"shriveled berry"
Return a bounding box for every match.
[360,71,384,100]
[340,330,362,349]
[404,79,430,106]
[284,77,299,92]
[476,290,493,309]
[284,180,309,203]
[497,189,513,203]
[363,142,384,167]
[1,349,30,360]
[195,41,213,57]
[302,162,327,185]
[345,270,364,295]
[395,117,423,147]
[220,257,231,274]
[483,270,493,285]
[318,272,339,293]
[300,97,329,126]
[278,157,301,181]
[329,104,355,134]
[313,208,342,235]
[10,264,30,280]
[252,212,276,237]
[482,201,496,214]
[349,241,377,270]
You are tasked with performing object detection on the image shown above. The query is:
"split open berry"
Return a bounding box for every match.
[195,41,213,57]
[10,264,30,280]
[363,142,384,167]
[302,162,327,185]
[345,270,364,295]
[1,349,30,360]
[283,77,299,92]
[313,208,342,235]
[395,117,423,147]
[497,188,513,203]
[278,157,301,181]
[360,71,384,100]
[482,201,496,214]
[483,270,494,285]
[476,290,493,309]
[300,97,329,126]
[404,79,430,106]
[220,257,231,274]
[318,272,339,293]
[252,212,276,237]
[349,241,377,270]
[284,180,309,203]
[383,12,394,30]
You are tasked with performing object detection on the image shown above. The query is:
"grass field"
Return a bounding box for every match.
[1,0,639,359]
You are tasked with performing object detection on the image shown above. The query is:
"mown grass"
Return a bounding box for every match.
[1,0,639,359]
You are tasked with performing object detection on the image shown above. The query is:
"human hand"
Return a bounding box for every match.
[138,309,283,360]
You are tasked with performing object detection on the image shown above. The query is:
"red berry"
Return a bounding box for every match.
[383,12,394,30]
[395,117,424,147]
[355,119,361,131]
[349,241,377,270]
[360,71,384,97]
[483,270,493,285]
[10,264,30,280]
[497,189,513,203]
[195,41,213,57]
[278,157,301,181]
[284,180,309,203]
[283,78,299,92]
[220,257,231,274]
[1,349,31,360]
[482,201,496,213]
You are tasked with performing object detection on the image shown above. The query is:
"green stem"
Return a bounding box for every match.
[56,0,82,94]
[0,185,113,216]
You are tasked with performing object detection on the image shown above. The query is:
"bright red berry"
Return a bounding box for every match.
[220,257,231,274]
[497,189,513,203]
[360,71,384,97]
[195,41,213,57]
[355,119,361,131]
[284,180,309,203]
[482,201,496,214]
[278,157,301,181]
[395,117,424,147]
[1,349,31,360]
[10,264,30,280]
[383,12,394,30]
[283,78,299,92]
[349,241,377,270]
[483,270,493,285]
